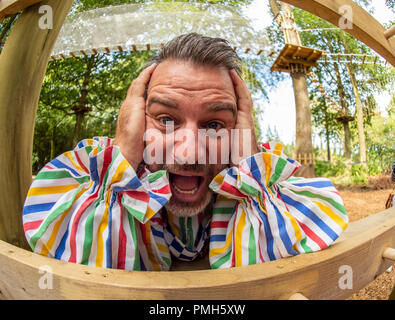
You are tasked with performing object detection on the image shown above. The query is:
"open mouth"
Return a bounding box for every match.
[168,172,206,202]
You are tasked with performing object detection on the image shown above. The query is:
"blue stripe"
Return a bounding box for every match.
[54,226,69,259]
[51,158,81,177]
[271,199,299,256]
[291,180,334,188]
[151,227,164,238]
[106,192,117,269]
[280,192,338,241]
[252,200,276,260]
[89,155,100,183]
[149,191,169,207]
[23,202,56,216]
[210,234,226,242]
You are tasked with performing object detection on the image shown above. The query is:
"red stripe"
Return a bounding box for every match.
[124,190,149,203]
[74,150,89,173]
[24,220,43,232]
[117,195,127,269]
[211,221,229,229]
[68,194,97,263]
[151,184,171,195]
[220,181,246,198]
[299,223,327,250]
[100,146,113,182]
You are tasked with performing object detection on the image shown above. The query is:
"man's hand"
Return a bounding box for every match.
[229,69,261,165]
[114,64,157,171]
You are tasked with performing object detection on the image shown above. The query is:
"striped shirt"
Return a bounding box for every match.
[23,137,348,270]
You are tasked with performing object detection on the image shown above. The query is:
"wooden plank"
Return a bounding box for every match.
[0,0,42,21]
[283,0,395,66]
[0,0,74,248]
[1,206,394,300]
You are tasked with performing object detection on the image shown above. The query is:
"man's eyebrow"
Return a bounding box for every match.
[205,103,237,117]
[147,97,179,109]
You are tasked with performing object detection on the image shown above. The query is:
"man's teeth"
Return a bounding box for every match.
[172,183,198,195]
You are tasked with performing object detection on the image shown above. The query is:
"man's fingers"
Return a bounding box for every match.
[229,69,253,113]
[127,63,157,98]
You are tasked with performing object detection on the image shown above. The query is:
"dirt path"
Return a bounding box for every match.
[337,187,394,300]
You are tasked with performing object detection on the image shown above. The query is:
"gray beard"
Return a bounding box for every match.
[165,189,213,217]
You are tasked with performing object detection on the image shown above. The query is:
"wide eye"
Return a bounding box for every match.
[158,116,174,126]
[207,121,223,131]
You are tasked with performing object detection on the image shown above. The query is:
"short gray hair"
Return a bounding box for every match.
[147,33,242,76]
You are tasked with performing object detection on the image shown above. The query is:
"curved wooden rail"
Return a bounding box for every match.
[1,206,394,300]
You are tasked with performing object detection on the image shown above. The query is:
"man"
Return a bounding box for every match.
[23,33,348,271]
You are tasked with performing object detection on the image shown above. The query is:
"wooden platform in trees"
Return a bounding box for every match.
[270,44,325,73]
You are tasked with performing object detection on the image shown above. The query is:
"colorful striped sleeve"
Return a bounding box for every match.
[22,137,171,270]
[208,142,348,269]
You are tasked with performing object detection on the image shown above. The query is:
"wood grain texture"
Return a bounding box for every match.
[1,206,394,300]
[284,0,395,66]
[0,0,74,248]
[0,0,42,20]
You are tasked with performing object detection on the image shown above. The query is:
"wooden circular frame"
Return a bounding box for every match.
[0,0,394,300]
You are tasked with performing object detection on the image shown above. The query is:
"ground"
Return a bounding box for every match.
[335,175,394,300]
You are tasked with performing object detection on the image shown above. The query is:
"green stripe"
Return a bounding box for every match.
[36,170,89,184]
[187,217,194,250]
[239,181,259,196]
[29,184,85,250]
[290,189,346,215]
[211,250,232,269]
[248,226,256,265]
[179,217,187,244]
[85,146,93,157]
[213,207,234,214]
[268,157,287,187]
[127,211,141,270]
[147,170,166,183]
[82,149,120,262]
[162,256,171,268]
[122,200,145,222]
[300,238,312,253]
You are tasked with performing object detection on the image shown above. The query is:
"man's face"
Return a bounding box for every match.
[145,60,237,216]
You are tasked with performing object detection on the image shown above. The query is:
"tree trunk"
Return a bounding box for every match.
[270,1,314,177]
[341,36,367,165]
[292,72,315,177]
[0,0,74,248]
[333,61,352,161]
[345,63,367,165]
[72,55,95,146]
[324,109,331,163]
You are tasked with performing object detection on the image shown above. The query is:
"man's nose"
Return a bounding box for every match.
[173,123,205,165]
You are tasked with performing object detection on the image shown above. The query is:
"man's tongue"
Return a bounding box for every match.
[171,174,200,191]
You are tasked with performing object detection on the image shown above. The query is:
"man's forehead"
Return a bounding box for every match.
[148,60,236,92]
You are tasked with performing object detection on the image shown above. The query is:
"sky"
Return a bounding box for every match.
[243,0,394,145]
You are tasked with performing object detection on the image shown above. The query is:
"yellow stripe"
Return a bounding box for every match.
[95,191,111,267]
[212,173,224,186]
[167,212,180,238]
[209,230,233,258]
[156,243,169,254]
[146,207,156,221]
[41,185,91,256]
[110,159,130,184]
[64,151,85,173]
[235,208,246,267]
[28,184,79,197]
[273,142,283,156]
[283,210,302,253]
[313,201,348,230]
[262,152,272,186]
[95,161,131,267]
[145,221,161,271]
